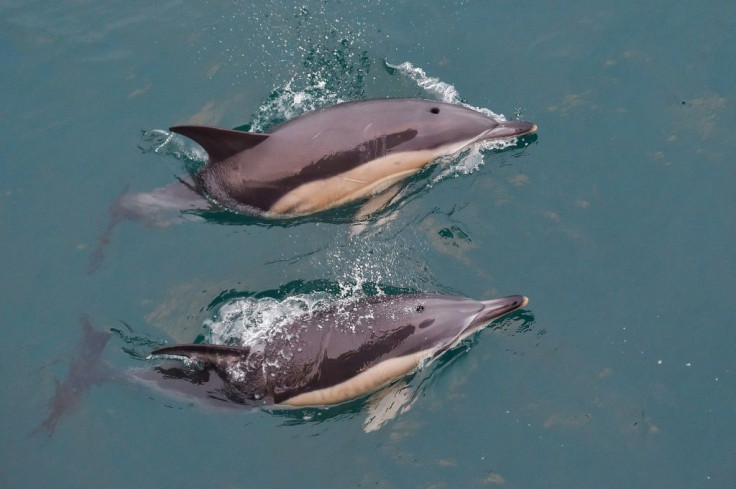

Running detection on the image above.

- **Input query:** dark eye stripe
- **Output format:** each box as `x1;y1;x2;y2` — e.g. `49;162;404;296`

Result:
418;319;435;329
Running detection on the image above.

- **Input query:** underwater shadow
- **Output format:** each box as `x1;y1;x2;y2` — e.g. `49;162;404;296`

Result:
32;315;112;437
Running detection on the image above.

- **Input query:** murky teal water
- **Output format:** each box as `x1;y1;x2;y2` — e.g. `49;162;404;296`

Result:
2;1;734;487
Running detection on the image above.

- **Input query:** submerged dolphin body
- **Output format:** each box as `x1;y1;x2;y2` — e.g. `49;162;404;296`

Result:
171;99;537;217
33;315;112;436
138;294;528;408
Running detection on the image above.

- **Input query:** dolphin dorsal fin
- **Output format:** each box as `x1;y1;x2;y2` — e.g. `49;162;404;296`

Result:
152;344;250;370
169;125;269;162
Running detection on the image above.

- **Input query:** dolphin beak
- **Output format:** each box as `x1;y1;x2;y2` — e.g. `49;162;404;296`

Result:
467;295;529;330
482;121;537;140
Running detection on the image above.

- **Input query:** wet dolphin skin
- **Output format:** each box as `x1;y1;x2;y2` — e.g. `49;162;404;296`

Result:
143;294;528;408
172;99;536;217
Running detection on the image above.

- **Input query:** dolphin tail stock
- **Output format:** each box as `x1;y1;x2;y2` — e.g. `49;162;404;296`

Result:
169;125;270;164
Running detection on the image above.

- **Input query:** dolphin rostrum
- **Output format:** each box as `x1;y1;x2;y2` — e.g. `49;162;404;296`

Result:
171;98;537;217
139;293;528;408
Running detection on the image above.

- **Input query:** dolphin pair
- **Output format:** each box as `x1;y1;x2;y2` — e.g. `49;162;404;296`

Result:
170;98;537;217
142;293;528;408
126;99;535;410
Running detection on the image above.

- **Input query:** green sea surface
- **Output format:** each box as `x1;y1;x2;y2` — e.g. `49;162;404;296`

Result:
1;1;734;488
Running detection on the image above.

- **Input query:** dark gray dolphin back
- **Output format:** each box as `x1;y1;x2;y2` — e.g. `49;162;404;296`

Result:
270;99;499;154
260;293;485;402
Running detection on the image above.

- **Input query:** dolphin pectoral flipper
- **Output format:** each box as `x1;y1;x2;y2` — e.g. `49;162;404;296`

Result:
169;126;270;162
349;183;404;238
355;182;404;220
363;380;415;433
152;344;250;368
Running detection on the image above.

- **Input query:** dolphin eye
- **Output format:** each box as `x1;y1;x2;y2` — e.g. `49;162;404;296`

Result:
430;107;440;114
416;305;424;312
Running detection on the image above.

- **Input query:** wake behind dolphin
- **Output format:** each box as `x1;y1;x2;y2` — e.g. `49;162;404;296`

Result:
136;293;528;408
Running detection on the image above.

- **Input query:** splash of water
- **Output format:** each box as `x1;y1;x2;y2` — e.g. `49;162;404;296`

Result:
205;237;436;346
385;60;507;119
205;291;379;349
246;77;346;133
204;278;391;347
205;294;331;346
385;61;463;105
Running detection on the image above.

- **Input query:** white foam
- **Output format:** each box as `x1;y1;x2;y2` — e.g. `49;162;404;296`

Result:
248;76;346;133
204;284;396;346
387;61;462;104
205;294;331;346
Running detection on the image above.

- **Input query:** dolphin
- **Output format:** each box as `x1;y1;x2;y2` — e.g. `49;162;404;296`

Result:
138;293;528;408
88;99;536;272
171;98;537;217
